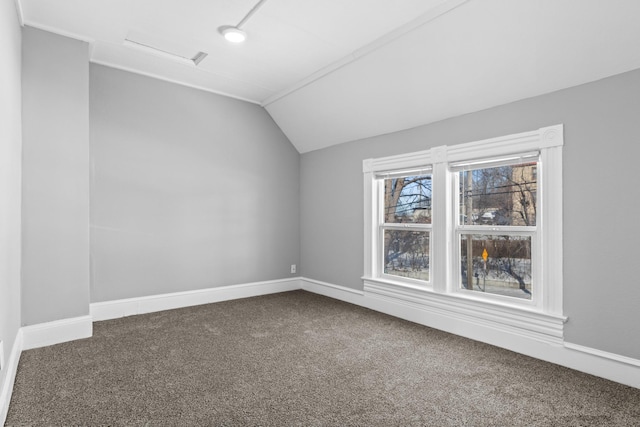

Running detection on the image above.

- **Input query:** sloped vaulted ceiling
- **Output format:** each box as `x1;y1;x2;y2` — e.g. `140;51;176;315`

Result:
18;0;640;153
265;0;640;152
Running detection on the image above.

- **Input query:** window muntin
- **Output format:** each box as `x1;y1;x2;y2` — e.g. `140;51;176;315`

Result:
379;174;432;284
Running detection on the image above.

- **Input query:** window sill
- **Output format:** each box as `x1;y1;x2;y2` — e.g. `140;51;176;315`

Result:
362;277;567;345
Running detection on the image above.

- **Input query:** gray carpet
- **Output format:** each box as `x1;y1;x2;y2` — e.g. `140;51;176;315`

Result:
6;290;640;426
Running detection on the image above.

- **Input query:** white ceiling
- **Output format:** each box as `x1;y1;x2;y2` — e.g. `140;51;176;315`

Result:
17;0;640;153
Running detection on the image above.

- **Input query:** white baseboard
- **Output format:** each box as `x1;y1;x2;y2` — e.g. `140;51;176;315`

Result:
4;275;637;427
21;315;93;351
562;342;640;388
0;330;23;426
300;277;364;305
301;277;640;390
1;278;300;422
91;278;302;321
563;342;640;368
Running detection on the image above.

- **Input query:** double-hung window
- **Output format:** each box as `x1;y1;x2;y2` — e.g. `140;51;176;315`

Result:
378;169;433;284
363;125;565;341
451;153;539;305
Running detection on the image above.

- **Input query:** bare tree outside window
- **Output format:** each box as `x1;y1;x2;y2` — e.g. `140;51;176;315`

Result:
460;235;532;299
459;162;537;299
460;163;537;227
382;175;432;281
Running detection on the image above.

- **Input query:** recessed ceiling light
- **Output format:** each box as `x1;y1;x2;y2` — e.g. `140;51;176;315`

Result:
220;26;247;43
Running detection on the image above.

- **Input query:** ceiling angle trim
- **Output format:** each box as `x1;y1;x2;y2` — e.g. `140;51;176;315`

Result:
17;20;95;43
260;0;470;107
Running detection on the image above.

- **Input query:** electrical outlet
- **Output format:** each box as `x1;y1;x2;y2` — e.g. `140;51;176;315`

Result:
290;264;296;274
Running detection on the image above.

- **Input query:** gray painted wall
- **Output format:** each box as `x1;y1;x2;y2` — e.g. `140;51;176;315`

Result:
21;27;90;325
90;65;300;302
0;0;22;371
300;68;640;360
13;22;639;364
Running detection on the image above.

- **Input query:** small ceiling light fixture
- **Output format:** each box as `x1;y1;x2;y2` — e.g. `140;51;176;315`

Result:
220;26;247;43
219;0;268;43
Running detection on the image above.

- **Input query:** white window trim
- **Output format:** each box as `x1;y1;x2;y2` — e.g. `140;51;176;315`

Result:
363;125;566;344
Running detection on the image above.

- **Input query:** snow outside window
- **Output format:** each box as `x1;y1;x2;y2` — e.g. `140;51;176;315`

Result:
363;125;564;317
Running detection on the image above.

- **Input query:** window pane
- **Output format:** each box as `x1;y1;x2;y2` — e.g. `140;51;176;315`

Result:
459;162;537;226
384;175;432;224
384;230;430;281
459;235;531;300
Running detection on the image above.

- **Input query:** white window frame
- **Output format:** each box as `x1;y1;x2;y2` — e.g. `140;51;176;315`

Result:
376;167;434;287
363;125;565;342
450;153;541;310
